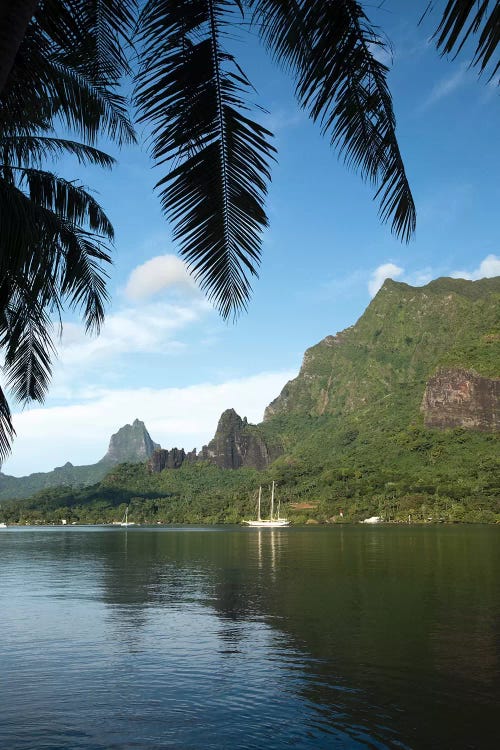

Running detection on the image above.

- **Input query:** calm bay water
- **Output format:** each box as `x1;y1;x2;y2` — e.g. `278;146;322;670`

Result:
0;525;499;749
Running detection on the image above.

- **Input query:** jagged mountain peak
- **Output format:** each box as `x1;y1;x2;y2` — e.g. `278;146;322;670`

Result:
0;420;161;500
100;420;160;465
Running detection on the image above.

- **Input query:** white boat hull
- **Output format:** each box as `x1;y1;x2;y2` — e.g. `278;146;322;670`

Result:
243;519;290;527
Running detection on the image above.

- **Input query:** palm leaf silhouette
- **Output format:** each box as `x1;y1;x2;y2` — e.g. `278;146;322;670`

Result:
135;0;276;319
252;0;416;241
421;0;499;81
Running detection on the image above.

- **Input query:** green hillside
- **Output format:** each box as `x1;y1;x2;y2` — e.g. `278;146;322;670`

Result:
265;276;499;424
0;461;110;501
0;419;159;501
1;277;498;525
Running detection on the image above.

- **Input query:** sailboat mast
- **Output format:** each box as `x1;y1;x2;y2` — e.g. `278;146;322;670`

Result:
270;481;275;521
257;487;262;521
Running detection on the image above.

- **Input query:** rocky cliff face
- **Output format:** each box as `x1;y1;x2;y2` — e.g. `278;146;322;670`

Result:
147;409;282;473
198;408;281;470
421;368;500;431
100;419;160;465
148;447;197;473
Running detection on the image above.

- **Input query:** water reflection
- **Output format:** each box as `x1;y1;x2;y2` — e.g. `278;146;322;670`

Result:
1;525;499;749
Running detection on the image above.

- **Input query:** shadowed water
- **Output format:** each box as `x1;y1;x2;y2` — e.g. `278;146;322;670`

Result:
0;525;499;749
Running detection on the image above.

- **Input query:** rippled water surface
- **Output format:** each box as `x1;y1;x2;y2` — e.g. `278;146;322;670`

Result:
1;525;499;749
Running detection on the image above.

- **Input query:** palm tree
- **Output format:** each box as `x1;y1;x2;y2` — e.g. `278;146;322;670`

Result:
0;0;136;459
0;0;497;459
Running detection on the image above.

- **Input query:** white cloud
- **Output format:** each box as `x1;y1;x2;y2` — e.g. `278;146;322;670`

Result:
368;41;393;67
404;268;434;287
52;299;212;393
366;256;499;300
3;370;296;476
125;254;197;301
421;63;468;109
368;263;404;297
451;254;500;281
261;108;306;135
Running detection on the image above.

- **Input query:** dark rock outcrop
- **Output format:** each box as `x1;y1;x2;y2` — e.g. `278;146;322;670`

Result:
421;368;500;431
148;447;196;473
147;410;281;473
199;408;282;470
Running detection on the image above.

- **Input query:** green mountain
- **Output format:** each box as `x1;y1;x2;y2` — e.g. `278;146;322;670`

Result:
1;277;498;524
265;276;499;422
0;419;159;501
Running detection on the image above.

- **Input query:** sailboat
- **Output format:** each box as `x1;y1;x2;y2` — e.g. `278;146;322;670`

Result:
243;481;290;527
119;507;135;527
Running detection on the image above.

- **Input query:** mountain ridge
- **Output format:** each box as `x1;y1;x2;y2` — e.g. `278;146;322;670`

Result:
0;419;158;500
264;275;499;423
1;276;498;511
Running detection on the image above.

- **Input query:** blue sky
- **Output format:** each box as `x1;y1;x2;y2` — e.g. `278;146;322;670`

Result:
3;3;499;475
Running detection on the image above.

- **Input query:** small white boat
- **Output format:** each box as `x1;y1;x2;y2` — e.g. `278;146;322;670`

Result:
119;507;135;527
0;522;7;528
244;482;290;527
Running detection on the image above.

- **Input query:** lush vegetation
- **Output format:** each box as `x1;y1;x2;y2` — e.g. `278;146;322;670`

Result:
1;412;497;526
1;277;498;526
0;460;110;501
266;277;500;423
0;418;158;501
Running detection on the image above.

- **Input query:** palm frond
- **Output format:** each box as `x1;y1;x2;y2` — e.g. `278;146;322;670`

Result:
0;386;15;463
58;226;110;334
0;174;111;334
251;0;416;242
1;19;136;145
38;0;137;81
0;0;135;458
0;135;115;169
134;0;275;318
41;58;136;145
17;167;114;238
2;285;55;403
421;1;499;81
0;208;108;414
0;177;43;270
